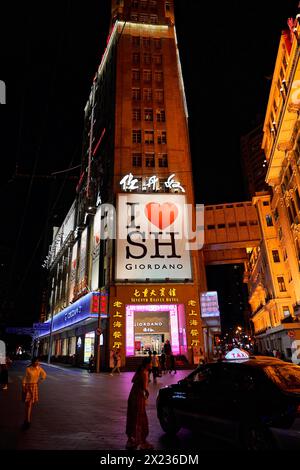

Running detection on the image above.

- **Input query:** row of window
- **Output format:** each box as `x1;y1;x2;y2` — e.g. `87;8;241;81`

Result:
132;152;168;167
132;69;163;82
130;13;159;23
133;108;165;122
131;0;172;12
132;88;164;102
132;129;167;144
205;203;253;210
132;36;162;49
206;221;258;230
132;53;162;65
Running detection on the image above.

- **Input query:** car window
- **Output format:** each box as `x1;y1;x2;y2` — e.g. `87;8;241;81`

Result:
263;364;300;392
189;365;219;384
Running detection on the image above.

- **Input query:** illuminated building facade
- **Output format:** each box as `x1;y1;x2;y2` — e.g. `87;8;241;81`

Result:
39;0;206;368
247;15;300;359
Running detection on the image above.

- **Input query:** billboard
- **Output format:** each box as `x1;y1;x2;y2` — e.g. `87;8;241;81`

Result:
200;291;220;317
91;207;101;291
116;194;192;281
78;227;88;294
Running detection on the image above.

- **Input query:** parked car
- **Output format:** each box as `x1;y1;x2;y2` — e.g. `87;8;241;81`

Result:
156;356;300;449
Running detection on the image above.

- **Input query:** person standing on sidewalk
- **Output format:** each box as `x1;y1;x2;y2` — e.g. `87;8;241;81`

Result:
125;357;153;450
21;357;47;429
110;349;121;375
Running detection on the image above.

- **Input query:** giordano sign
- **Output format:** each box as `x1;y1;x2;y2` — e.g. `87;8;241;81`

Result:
116;193;192;282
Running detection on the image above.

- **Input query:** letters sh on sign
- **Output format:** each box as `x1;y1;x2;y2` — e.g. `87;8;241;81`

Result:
116;194;192;281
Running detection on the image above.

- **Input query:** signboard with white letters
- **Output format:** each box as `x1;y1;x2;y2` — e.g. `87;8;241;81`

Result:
116;193;192;281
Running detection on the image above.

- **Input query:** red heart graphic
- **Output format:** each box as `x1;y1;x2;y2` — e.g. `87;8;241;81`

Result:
145;202;179;229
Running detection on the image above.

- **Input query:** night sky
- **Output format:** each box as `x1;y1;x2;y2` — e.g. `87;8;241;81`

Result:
0;0;298;332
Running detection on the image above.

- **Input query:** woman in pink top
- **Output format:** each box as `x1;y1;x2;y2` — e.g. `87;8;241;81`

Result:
22;357;47;429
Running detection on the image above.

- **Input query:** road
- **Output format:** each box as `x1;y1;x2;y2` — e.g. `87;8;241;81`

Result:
0;360;233;452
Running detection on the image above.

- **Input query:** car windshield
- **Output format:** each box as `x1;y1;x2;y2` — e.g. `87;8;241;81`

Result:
263;364;300;392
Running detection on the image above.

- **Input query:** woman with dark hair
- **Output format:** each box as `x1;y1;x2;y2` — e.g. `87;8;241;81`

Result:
125;357;153;450
21;357;46;429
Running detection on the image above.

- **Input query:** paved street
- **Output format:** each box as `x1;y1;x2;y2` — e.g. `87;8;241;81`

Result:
0;360;230;451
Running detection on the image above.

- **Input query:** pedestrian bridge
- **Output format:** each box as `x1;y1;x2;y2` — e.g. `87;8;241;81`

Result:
203;201;261;265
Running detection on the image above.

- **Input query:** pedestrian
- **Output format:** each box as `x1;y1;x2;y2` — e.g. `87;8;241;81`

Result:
147;350;153;382
88;354;95;373
125;357;154;450
159;351;166;374
21;357;47;430
169;354;177;374
110;349;121;375
0;355;12;390
151;351;159;383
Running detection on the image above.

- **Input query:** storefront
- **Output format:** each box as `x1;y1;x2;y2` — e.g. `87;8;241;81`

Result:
38;292;107;367
109;284;202;365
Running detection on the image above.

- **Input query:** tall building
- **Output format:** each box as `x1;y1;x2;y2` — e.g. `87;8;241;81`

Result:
246;14;300;359
240;124;269;198
38;0;206;368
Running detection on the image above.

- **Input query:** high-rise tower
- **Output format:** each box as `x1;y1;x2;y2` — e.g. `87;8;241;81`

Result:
41;0;206;368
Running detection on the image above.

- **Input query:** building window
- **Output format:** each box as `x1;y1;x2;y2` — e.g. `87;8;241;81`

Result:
266;214;273;227
132;88;141;100
277;276;287;292
140;0;147;8
207;225;215;230
132;108;141;121
272;250;280;263
239;221;247;227
154;71;163;82
144;108;153;121
145;153;155;167
263;201;270;206
143;53;151;65
132;53;140;65
165;1;171;11
139;14;149;23
150;15;158;23
274;208;279;221
158;153;168;167
228;223;237;228
155;89;164;102
131;13;139;21
296;189;300;211
157;130;167;144
156;109;165;122
132;153;142;167
132;36;140;47
142;37;151;48
153;55;162;65
218;224;226;229
132;69;140;81
143;88;152;102
249;220;258;226
154;37;161;49
144;130;154;144
143;69;152;82
132;130;142;144
283;306;290;317
131;0;139;8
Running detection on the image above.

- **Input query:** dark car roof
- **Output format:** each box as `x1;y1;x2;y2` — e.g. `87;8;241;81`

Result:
220;356;288;368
